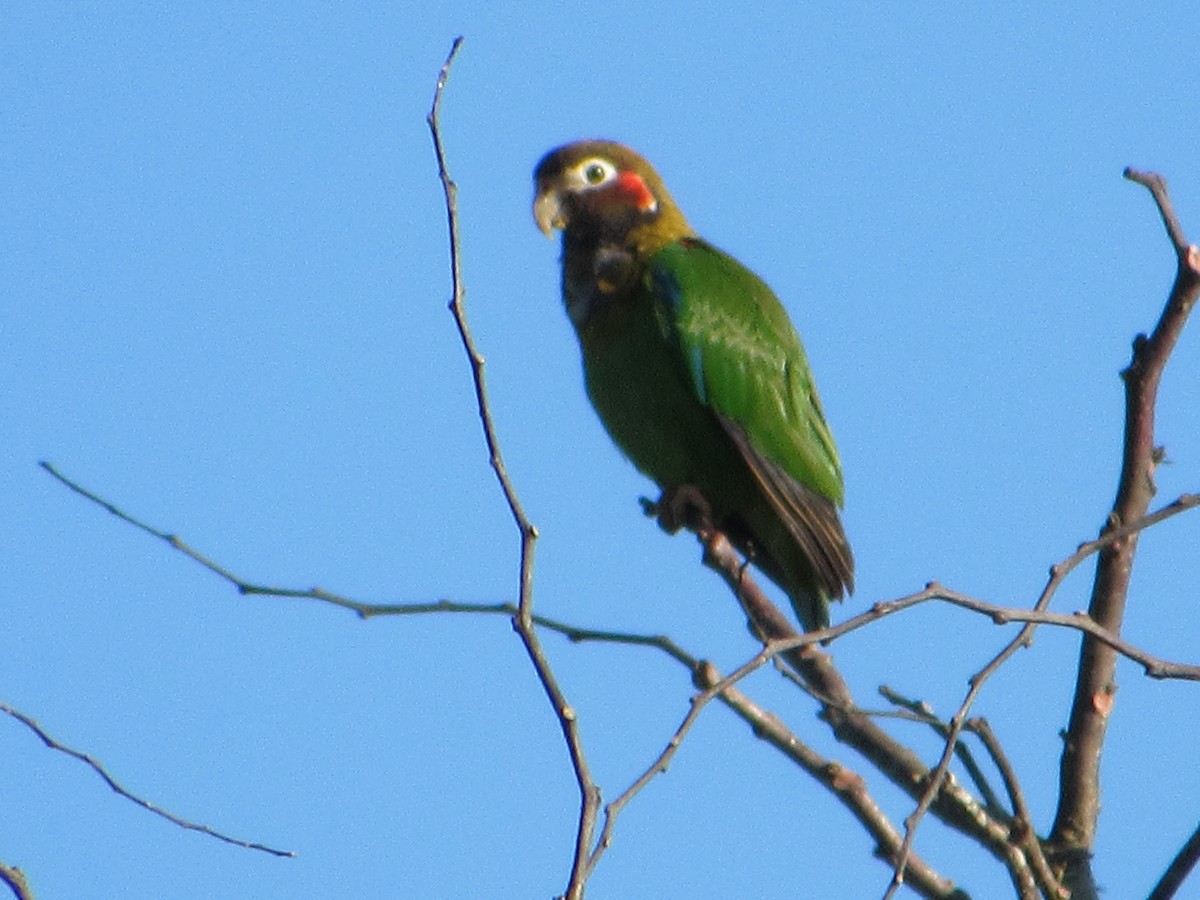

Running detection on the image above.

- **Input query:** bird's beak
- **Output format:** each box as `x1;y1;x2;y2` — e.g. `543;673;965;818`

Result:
533;188;566;238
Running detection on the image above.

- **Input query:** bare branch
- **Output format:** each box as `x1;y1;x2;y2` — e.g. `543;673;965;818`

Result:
590;658;967;898
693;527;1031;888
583;659;745;880
1;701;292;857
692;491;1198;894
715;671;968;899
1049;171;1200;883
43;452;1200;680
1148;820;1200;900
705;480;1200;900
859;579;1200;683
969;719;1062;899
873;491;1189;896
427;38;535;555
873;689;1063;896
1125;168;1199;261
811;494;1200;681
726;691;967;899
424;39;599;900
878;687;1005;815
45;448;1200;895
0;862;34;900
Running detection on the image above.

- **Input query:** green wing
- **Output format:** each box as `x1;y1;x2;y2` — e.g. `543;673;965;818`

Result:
647;237;853;598
648;238;843;502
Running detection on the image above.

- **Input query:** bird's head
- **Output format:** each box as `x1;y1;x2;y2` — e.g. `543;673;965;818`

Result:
532;140;691;248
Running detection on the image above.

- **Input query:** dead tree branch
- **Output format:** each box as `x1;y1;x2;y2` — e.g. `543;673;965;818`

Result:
0;701;292;857
878;688;1005;819
424;38;599;900
42;455;1200;895
693;666;968;899
1148;820;1200;900
39;457;1199;683
1048;170;1200;890
696;528;1042;896
40;446;1200;896
0;862;34;900
969;719;1062;899
41;462;1200;896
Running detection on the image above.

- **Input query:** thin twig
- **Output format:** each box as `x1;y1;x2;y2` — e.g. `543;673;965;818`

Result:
1148;820;1200;900
878;687;1005;814
969;718;1063;898
1;701;293;857
592;658;967;898
811;494;1200;681
876;688;1062;897
584;654;770;877
424;38;598;900
42;456;1199;683
710;677;969;899
864;579;1200;682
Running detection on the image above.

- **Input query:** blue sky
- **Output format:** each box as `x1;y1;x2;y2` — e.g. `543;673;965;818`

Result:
5;4;1199;898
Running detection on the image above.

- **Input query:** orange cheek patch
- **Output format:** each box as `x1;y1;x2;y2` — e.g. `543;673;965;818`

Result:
615;171;657;211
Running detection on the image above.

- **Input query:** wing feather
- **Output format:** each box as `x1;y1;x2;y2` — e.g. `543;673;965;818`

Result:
649;238;853;598
717;413;854;598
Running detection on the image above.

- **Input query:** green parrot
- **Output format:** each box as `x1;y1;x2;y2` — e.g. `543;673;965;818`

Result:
532;140;853;631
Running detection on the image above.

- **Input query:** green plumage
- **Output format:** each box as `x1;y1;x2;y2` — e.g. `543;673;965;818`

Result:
534;141;853;630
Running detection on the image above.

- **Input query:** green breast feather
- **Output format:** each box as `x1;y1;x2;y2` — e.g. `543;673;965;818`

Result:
647;238;844;507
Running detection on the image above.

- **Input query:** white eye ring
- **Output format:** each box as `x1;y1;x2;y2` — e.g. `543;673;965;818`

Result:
574;158;617;189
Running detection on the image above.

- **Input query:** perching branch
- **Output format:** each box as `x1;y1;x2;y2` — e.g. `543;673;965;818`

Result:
39;448;1200;897
668;664;967;899
40;460;1199;684
1048;170;1200;888
708;676;967;899
41;468;1200;897
42;453;1200;894
686;479;1198;894
694;526;1041;896
0;701;292;858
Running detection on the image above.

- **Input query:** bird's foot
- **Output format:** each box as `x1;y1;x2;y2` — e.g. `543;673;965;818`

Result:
642;485;713;535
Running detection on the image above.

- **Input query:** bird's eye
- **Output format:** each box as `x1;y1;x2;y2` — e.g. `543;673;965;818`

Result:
580;159;614;186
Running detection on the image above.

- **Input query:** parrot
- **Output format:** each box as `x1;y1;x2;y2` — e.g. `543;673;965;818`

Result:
532;140;853;631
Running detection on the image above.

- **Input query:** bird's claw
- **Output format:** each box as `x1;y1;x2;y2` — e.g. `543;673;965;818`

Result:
644;485;713;535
